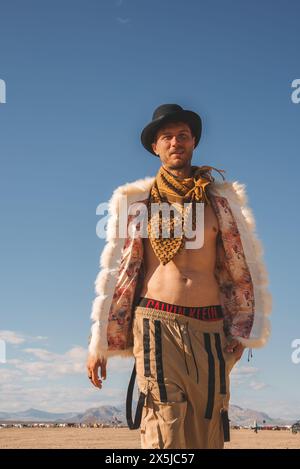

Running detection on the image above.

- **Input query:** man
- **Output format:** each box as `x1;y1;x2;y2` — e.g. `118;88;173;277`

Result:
87;104;271;449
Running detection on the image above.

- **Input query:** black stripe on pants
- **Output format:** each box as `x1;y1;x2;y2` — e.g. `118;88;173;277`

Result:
143;318;151;377
204;333;215;419
214;333;227;395
154;320;168;403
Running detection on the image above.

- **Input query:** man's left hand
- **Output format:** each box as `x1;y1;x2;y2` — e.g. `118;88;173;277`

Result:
224;337;245;361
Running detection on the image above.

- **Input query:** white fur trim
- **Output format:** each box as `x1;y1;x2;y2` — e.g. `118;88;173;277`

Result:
210;181;272;348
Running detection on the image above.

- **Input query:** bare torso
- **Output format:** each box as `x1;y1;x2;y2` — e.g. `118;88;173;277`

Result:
140;203;221;307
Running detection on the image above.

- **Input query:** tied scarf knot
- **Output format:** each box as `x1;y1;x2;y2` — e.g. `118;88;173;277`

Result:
187;178;211;204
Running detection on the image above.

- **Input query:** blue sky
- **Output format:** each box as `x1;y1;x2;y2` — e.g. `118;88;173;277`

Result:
0;0;300;420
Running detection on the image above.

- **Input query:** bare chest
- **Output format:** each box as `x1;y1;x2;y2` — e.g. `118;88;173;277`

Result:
202;202;219;240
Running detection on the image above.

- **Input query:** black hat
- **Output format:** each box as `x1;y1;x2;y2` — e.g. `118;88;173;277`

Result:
141;103;202;156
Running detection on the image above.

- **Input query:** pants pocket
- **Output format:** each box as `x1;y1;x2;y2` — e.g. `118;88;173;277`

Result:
141;388;187;449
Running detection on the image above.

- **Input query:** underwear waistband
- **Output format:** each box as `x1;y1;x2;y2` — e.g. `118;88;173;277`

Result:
138;297;224;321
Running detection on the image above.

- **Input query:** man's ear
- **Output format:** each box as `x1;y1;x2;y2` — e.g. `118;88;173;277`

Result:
151;142;157;155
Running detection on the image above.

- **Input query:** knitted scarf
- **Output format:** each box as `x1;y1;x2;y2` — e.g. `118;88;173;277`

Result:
147;165;225;265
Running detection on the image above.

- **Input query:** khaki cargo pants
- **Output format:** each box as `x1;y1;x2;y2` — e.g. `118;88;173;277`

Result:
132;306;238;449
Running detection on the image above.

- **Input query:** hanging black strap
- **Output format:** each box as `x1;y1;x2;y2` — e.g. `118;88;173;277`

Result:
126;363;146;430
221;408;231;442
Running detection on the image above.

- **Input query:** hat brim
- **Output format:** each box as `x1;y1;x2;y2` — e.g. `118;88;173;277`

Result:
141;110;202;156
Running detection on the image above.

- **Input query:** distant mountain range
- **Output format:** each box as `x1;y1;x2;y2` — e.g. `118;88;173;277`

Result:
0;408;78;422
228;405;295;427
0;404;297;426
0;405;126;425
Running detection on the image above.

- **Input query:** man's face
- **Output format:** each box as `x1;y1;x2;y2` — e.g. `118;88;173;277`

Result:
151;121;195;170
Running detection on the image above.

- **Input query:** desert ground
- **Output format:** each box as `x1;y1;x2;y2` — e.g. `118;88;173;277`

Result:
0;428;299;449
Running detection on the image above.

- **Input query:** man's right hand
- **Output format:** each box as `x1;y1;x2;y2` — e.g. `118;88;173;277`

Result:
86;354;107;389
